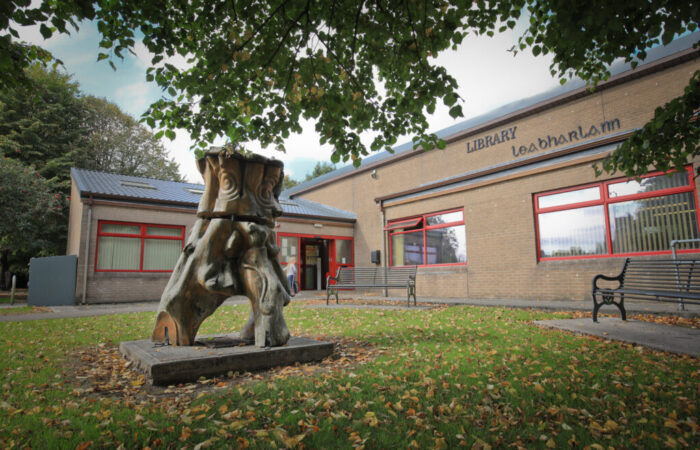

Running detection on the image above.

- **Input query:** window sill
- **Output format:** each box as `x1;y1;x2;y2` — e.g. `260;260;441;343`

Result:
92;271;172;278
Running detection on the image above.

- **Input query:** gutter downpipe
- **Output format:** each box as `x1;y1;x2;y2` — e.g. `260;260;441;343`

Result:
81;196;93;305
380;200;388;297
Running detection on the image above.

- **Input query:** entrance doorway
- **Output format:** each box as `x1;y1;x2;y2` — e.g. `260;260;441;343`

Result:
300;238;329;290
277;233;354;292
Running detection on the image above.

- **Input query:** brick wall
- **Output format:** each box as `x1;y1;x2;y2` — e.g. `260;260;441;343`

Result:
76;201;197;303
296;58;700;301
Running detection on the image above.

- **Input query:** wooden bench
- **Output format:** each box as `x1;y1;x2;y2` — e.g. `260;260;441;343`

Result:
326;266;417;306
591;258;700;322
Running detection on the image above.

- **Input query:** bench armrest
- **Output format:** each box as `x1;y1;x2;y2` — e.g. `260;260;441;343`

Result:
592;273;623;291
326;275;338;286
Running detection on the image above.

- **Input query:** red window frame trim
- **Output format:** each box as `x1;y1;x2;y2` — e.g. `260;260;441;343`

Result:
94;220;185;273
387;207;467;267
534;166;700;261
384;217;423;231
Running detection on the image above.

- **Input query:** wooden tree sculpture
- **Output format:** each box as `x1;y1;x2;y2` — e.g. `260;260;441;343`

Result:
152;148;291;347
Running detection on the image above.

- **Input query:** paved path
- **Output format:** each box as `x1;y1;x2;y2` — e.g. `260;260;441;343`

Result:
534;317;700;357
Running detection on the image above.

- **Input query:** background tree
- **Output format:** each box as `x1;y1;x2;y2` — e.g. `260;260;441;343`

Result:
0;156;65;288
0;64;184;286
0;1;696;175
0;64;85;191
282;174;299;191
304;161;336;181
80;96;184;181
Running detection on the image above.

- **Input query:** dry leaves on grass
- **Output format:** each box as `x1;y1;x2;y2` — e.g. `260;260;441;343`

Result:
66;336;380;402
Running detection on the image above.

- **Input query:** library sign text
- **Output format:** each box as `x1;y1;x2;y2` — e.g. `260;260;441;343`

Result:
465;118;621;157
511;118;620;157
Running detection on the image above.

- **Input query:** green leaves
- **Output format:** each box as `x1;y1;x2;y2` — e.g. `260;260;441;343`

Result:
595;70;700;178
0;0;697;173
39;24;52;39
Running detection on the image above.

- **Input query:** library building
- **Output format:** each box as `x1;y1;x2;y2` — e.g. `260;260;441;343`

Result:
67;34;700;303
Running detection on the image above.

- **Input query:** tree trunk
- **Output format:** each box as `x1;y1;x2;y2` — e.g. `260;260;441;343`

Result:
0;249;8;290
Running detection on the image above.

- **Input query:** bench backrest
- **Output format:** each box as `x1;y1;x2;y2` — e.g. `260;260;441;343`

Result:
335;266;416;286
622;258;700;294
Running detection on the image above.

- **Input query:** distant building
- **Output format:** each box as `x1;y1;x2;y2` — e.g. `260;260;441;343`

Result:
67;33;700;303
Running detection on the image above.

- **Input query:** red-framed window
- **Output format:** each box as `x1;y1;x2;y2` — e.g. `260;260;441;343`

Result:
95;221;185;272
387;208;467;267
534;166;700;260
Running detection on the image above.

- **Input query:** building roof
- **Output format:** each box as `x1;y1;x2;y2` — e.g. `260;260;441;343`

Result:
283;32;700;198
71;167;356;222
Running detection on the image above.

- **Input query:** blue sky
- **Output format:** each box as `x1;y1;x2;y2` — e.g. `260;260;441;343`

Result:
19;18;560;183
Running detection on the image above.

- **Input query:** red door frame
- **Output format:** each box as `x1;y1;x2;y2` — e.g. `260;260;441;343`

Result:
277;232;354;290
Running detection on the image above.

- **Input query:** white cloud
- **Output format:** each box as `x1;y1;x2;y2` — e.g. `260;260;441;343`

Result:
114;82;153;116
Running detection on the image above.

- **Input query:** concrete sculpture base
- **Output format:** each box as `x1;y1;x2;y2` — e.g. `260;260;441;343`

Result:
120;334;333;385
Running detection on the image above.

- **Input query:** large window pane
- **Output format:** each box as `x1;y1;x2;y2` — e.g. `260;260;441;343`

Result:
279;236;298;264
426;211;463;226
102;223;141;235
391;231;424;265
609;192;700;254
538;206;607;257
143;239;182;270
538;187;600;209
426;225;466;264
97;237;141;270
335;240;352;264
608;171;689;198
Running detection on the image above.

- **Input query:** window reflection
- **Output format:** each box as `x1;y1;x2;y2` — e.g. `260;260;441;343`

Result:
538;187;600;209
391;231;424;266
538;206;607;257
426;226;466;264
610;192;700;253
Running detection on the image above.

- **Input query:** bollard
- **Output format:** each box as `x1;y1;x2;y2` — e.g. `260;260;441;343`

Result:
10;275;16;305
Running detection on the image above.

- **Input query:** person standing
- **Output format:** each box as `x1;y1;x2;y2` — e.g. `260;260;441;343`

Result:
285;257;298;296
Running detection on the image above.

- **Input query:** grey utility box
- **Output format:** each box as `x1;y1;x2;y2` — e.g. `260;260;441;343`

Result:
28;255;77;306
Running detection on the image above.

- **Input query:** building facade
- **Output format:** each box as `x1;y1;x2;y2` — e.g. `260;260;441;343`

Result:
67;34;700;303
284;34;700;300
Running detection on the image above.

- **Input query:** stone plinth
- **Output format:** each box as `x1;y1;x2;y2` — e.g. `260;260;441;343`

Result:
120;334;333;385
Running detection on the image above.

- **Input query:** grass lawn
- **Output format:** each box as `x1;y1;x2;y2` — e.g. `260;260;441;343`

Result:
0;304;697;449
0;306;39;316
0;297;26;304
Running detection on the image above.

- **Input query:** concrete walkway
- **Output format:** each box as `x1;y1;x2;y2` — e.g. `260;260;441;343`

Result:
2;291;698;357
534;317;700;357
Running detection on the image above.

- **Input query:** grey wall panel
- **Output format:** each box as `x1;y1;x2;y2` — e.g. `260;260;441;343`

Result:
28;255;77;306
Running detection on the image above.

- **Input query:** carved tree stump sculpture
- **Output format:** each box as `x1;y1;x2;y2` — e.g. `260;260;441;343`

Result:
151;149;291;347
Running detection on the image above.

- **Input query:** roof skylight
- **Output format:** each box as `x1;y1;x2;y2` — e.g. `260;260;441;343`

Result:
120;180;157;190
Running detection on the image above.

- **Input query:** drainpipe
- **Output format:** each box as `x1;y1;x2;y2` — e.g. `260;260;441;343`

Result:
81;197;93;305
380;201;388;297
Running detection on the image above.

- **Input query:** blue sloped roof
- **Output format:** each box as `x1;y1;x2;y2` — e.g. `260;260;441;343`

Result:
279;195;356;221
283;31;700;197
71;167;204;205
71;167;355;221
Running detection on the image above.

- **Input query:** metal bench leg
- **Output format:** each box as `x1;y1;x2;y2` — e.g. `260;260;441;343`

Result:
592;296;601;323
617;297;626;321
331;287;338;304
593;293;626;322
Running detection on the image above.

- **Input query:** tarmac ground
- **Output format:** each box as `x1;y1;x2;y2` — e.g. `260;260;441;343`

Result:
1;290;698;357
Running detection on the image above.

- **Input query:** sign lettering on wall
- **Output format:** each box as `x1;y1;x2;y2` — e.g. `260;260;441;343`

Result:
465;118;621;157
511;118;621;157
466;126;517;153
